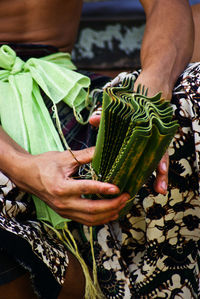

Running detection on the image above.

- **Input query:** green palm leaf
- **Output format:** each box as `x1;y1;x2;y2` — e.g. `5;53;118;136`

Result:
92;76;179;218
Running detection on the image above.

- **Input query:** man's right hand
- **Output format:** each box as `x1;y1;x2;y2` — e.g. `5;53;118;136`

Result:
9;147;129;226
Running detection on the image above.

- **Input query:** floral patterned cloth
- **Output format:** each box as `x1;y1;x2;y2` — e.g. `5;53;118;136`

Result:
0;63;200;298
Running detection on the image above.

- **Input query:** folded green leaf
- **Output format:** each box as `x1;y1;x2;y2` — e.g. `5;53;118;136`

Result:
92;76;179;217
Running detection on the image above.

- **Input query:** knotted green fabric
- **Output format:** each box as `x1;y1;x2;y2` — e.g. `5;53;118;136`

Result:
0;45;92;229
92;76;179;217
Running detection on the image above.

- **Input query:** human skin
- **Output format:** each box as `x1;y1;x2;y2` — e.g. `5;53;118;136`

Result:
191;4;200;62
0;0;195;297
0;0;83;52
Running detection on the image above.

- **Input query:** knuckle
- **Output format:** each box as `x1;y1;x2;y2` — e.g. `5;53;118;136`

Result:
87;202;96;215
80;182;90;194
51;184;64;196
52;198;64;211
80;187;88;194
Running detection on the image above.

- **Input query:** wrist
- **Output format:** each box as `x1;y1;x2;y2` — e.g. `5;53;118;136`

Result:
0;127;30;177
135;69;173;101
0;142;31;182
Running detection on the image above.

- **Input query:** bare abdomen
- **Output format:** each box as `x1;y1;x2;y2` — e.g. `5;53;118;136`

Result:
0;0;83;52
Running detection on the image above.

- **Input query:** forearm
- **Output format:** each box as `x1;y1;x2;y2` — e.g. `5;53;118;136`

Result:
139;0;194;98
0;126;29;180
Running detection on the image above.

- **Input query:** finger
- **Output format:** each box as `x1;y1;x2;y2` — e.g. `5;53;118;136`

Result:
154;152;169;194
63;210;119;226
156;151;169;175
89;114;101;128
70;147;95;165
63;179;121;195
63;209;120;226
64;193;129;216
154;173;168;194
58;195;129;225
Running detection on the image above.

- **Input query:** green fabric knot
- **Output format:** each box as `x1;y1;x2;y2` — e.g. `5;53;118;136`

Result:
0;45;93;122
11;57;25;75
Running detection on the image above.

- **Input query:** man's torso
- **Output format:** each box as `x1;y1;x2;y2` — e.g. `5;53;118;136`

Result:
0;0;83;52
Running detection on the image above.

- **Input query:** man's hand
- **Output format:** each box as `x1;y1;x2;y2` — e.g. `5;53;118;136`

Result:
10;147;129;226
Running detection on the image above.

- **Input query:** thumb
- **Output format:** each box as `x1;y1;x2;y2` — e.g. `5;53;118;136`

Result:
89;106;102;128
71;147;95;165
89;114;101;128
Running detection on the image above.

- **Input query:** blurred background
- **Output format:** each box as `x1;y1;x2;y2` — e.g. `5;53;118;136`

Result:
72;0;199;77
72;0;145;76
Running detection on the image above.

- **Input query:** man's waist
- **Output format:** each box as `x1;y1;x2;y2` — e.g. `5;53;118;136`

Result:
0;43;59;61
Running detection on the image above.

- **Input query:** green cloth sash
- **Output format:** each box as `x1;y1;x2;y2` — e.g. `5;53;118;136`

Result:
0;45;92;229
92;76;179;218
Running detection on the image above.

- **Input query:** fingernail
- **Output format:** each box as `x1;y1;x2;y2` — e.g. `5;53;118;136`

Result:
161;180;167;191
162;162;167;172
108;187;118;193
